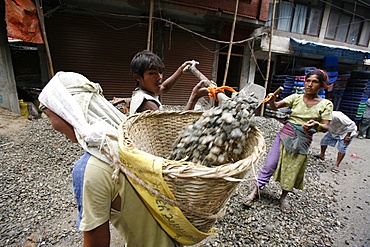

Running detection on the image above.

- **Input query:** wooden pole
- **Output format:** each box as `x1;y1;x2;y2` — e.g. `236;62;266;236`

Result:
147;0;154;51
35;0;54;77
260;0;276;116
222;0;239;86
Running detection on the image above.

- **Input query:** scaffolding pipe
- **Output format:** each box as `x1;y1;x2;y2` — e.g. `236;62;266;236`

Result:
260;0;276;116
222;0;239;86
35;0;54;77
147;0;154;51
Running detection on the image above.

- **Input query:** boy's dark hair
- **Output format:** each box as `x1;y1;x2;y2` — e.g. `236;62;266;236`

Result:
130;50;165;85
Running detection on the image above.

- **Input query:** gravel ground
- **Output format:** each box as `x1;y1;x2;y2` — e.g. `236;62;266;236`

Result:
0;107;368;246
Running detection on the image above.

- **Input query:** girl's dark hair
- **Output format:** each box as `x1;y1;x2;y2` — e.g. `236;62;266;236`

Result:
306;69;330;89
130;50;165;85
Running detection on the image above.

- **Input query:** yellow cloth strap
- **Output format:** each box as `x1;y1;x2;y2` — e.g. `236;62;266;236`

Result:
118;141;211;245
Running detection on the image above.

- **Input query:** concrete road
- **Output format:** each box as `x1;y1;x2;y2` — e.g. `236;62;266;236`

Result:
310;132;370;246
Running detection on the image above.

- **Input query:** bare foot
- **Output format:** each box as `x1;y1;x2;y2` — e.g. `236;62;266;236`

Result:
280;198;291;213
243;186;258;206
313;154;324;160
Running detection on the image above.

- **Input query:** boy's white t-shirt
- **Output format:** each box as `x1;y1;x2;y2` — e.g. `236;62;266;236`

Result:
130;88;163;115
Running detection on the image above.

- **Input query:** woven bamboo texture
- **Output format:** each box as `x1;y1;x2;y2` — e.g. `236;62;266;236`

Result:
120;110;265;232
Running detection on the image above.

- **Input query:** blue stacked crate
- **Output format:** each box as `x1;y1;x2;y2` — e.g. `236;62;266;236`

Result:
322;56;338;86
338;71;370;121
265;75;291;119
332;74;350;111
268;75;286;100
287;67;317;77
292;76;305;95
322;56;338;103
281;75;295;98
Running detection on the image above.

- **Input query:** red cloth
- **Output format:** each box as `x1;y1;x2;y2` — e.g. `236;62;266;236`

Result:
5;0;43;44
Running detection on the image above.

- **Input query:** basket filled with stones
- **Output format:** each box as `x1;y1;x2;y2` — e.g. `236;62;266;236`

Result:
118;91;265;233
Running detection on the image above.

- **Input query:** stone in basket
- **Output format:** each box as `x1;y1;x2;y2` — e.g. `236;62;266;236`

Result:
118;110;265;245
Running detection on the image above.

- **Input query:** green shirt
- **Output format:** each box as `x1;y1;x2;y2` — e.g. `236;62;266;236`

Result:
283;94;333;126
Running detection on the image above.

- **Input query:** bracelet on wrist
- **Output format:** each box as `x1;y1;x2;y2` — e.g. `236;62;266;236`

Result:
315;123;322;132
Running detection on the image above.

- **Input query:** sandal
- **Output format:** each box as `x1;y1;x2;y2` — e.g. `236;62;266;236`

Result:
331;166;340;173
313;154;324;160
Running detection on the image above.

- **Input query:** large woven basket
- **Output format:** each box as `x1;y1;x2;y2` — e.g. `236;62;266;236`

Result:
119;110;265;233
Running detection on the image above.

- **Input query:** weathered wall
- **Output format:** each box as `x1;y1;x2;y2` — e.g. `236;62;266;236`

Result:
0;4;19;114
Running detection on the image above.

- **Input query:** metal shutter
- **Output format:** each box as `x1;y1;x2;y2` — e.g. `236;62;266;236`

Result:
161;27;215;105
45;12;147;100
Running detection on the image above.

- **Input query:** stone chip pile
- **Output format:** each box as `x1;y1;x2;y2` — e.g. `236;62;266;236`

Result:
169;92;261;166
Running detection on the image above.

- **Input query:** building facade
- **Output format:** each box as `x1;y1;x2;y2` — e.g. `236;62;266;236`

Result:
1;0;369;116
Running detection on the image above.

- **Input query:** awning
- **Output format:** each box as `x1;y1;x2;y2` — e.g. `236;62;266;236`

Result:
290;37;370;63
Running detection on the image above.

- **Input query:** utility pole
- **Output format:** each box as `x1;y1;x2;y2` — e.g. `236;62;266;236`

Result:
261;0;276;116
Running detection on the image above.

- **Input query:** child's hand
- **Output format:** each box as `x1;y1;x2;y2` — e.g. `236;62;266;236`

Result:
191;80;211;99
181;60;198;72
184;79;212;110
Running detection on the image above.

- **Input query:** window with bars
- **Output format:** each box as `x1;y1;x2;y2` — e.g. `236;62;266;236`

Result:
265;0;323;36
325;1;369;46
266;0;370;47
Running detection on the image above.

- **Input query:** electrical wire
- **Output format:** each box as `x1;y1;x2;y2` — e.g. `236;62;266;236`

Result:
51;3;255;46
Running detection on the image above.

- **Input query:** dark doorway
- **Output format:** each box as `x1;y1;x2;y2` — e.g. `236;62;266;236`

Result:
217;45;244;92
